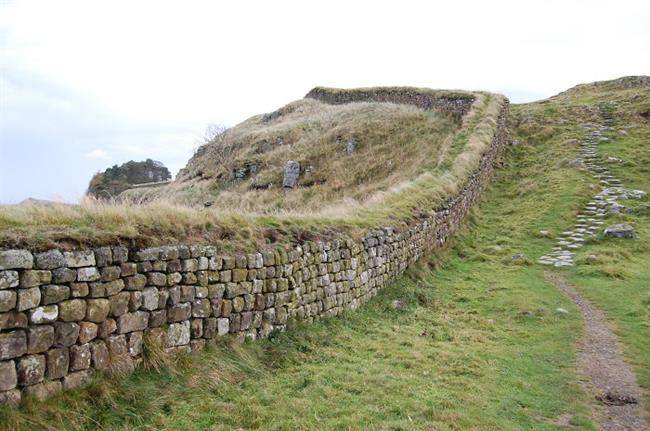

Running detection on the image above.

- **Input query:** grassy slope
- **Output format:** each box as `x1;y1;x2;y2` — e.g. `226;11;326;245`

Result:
0;91;504;251
1;93;603;430
1;81;646;430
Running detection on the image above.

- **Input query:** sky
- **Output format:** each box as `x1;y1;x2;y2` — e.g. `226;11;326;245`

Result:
1;0;649;204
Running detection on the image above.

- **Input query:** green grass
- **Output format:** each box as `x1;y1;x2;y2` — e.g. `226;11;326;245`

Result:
1;78;648;430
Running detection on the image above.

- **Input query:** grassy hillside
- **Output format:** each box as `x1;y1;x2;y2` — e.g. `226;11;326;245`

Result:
1;78;647;429
0;88;505;251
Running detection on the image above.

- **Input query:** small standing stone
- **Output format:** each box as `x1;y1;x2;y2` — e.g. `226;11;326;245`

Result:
283;160;300;189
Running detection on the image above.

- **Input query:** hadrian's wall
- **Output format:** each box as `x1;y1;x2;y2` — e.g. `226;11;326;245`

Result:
0;90;509;405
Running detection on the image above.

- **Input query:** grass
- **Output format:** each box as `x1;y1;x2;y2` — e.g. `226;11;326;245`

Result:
2;82;628;431
0;89;506;251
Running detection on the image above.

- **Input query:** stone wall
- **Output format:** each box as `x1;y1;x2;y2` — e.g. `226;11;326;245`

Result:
0;91;508;406
305;87;476;118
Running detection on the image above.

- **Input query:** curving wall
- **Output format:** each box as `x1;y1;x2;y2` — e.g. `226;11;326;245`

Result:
0;90;508;405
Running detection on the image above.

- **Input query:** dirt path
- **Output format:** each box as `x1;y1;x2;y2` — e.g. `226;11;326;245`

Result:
546;272;647;430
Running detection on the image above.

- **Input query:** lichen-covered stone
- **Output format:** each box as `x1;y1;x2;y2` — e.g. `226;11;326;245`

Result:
0;271;19;289
0;360;17;391
126;331;143;356
26;325;54;354
41;284;70;305
78;322;98;344
0;389;21;406
116;311;149;334
217;318;229;336
59;299;87;322
45;347;69;379
54;322;80;347
94;247;113;267
63;251;95;268
77;267;100;282
17;354;45;386
167;321;190;347
97;318;117;339
20;270;52;288
603;223;636;238
90;340;109;369
0;291;17;313
141;287;159;311
0;250;33;270
52;267;76;284
109;292;130;317
35;250;66;270
69;344;91;371
17;287;41;312
86;299;110;323
70;282;89;298
0;331;26;360
63;370;91;390
28;305;58;324
167;303;191;322
124;274;146;290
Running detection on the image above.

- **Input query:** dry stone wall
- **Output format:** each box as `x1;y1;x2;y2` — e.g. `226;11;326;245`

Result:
0;91;508;405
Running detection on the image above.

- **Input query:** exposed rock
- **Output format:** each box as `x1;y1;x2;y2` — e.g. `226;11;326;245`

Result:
34;250;66;270
63;251;96;268
0;270;19;289
282;160;300;189
0;250;33;270
604;224;636;239
391;299;406;311
0;331;27;360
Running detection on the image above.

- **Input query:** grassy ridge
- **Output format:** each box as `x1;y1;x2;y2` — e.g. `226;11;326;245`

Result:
0;90;506;251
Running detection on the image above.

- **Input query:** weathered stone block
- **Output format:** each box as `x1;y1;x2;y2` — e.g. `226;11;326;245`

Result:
45;347;69;379
70;282;89;298
0;250;33;270
0;388;21;406
0;270;19;289
0;360;17;391
120;262;137;277
59;299;87;322
20;271;51;288
149;309;167;327
97;318;116;338
180;285;195;302
126;331;143;356
17;287;41;312
101;266;121;282
111;246;128;264
0;290;17;313
128;291;142;311
203;317;217;339
167;321;190;347
77;267;100;282
54;322;79;347
90;340;110;370
63;370;91;390
64;250;95;268
78;321;98;344
86;299;110;323
141;287;159;310
109;292;130;316
116;311;149;334
125;274;146;290
217;318;229;336
146;272;167;287
69;344;91;371
41;284;70;305
52;267;76;284
191;299;211;318
167;303;191;323
0;312;27;331
27;325;54;354
94;247;112;267
35;250;65;270
28;305;58;324
17;354;45;386
23;379;61;401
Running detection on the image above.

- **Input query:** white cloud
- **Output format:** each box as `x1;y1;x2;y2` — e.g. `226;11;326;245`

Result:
83;149;109;160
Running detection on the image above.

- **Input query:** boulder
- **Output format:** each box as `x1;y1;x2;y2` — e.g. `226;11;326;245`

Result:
604;224;636;239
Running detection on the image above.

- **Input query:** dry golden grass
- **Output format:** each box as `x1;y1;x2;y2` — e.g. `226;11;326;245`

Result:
0;89;507;250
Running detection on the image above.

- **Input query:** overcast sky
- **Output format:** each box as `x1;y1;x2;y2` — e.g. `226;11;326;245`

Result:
1;0;649;203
